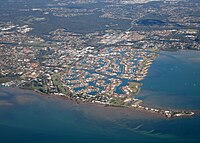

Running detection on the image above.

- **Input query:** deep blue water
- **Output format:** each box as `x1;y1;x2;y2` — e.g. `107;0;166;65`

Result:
140;50;200;110
137;19;166;26
0;50;200;143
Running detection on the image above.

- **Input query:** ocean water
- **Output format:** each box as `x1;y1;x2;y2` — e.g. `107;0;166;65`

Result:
140;50;200;110
0;50;200;143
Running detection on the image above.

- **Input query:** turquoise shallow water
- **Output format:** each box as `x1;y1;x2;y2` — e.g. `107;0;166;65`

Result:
0;50;200;143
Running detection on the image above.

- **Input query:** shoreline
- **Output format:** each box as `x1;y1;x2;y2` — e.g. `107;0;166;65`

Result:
0;87;166;121
33;88;196;118
1;86;196;120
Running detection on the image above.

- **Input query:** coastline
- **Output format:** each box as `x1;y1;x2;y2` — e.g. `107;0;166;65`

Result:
0;87;164;120
0;86;196;120
1;82;200;143
31;87;196;118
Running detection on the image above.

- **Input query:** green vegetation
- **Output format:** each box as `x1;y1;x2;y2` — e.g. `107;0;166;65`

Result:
24;81;48;93
0;75;20;83
110;97;125;106
128;82;142;95
21;41;58;48
52;73;69;95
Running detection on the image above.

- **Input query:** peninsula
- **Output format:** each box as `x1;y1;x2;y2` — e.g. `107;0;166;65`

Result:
1;0;199;118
